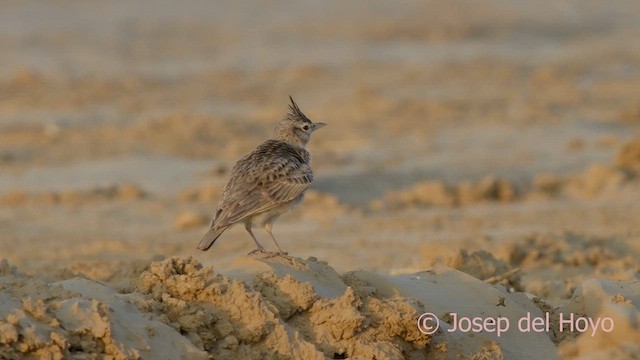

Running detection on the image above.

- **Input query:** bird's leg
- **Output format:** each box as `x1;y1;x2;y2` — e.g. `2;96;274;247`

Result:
264;222;287;255
245;223;266;255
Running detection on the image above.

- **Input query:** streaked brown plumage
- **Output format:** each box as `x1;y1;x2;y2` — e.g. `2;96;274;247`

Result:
197;97;326;254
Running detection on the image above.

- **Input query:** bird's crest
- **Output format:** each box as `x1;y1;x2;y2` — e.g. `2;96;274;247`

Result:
287;96;311;123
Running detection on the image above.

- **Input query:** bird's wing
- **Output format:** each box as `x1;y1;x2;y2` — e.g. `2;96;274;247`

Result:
212;148;313;227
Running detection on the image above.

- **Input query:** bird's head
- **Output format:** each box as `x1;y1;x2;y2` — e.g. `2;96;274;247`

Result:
273;96;326;147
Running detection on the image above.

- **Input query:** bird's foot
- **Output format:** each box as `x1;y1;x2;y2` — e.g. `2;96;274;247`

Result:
268;250;290;259
251;251;289;259
247;248;267;255
247;248;289;258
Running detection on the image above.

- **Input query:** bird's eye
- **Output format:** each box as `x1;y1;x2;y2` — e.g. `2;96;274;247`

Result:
302;125;309;130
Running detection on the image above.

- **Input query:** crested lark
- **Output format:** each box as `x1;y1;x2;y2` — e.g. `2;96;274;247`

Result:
197;97;326;254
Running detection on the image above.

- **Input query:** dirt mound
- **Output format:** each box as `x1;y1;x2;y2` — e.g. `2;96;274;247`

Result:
531;138;640;200
558;279;640;359
0;183;146;207
0;259;205;360
375;175;517;210
135;256;428;359
376;139;640;211
0;255;572;359
561;164;634;198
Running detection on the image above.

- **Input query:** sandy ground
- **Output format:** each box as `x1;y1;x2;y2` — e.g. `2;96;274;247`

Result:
1;0;640;359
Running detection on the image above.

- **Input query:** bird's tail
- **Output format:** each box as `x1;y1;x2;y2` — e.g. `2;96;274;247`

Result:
197;226;227;251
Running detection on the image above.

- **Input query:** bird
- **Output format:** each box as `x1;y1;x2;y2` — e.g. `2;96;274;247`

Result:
197;97;326;254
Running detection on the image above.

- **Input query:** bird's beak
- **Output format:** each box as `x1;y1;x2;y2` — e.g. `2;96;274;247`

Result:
312;122;327;131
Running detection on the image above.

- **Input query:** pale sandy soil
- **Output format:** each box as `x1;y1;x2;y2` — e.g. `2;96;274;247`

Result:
1;1;639;359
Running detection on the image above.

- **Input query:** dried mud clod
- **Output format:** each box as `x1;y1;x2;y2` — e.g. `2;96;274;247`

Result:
506;233;637;269
615;137;640;170
446;249;522;291
503;232;640;301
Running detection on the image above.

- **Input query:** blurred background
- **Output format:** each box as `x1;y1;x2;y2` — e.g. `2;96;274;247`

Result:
1;0;639;290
